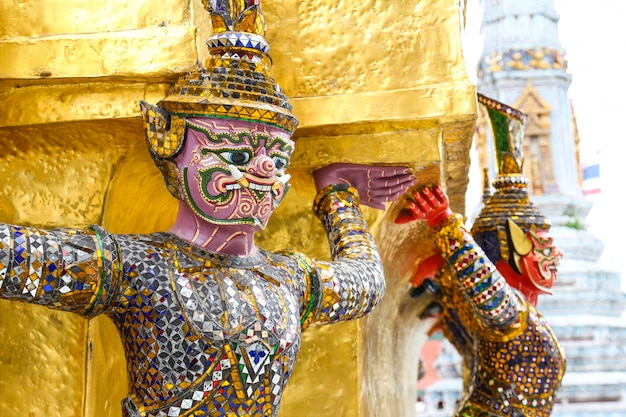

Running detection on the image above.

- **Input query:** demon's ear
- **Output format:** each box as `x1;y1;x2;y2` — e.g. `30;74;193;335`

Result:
140;100;170;128
507;218;532;273
139;100;185;200
508;219;532;255
139;101;185;159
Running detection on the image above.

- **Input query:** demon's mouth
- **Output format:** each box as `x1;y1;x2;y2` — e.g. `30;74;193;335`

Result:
223;177;275;193
225;164;291;198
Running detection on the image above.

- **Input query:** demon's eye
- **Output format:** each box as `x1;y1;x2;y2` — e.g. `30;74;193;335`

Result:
218;150;252;165
543;247;552;256
273;156;288;171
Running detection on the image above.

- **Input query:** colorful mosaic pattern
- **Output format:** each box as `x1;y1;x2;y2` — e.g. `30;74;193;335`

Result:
430;214;521;332
0;225;121;317
0;190;384;417
309;185;384;323
428;215;565;416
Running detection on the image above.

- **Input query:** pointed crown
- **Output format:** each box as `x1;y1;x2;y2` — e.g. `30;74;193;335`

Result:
471;93;550;265
157;0;297;132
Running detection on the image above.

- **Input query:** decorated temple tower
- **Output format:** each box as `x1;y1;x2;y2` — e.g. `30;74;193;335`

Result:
475;0;626;415
418;0;626;415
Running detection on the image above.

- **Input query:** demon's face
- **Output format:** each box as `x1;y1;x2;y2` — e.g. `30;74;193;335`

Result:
175;117;294;231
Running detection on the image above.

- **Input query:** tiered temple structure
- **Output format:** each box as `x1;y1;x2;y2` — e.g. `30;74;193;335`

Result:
420;0;626;415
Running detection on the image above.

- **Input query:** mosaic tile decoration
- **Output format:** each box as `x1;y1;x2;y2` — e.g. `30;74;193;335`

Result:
423;217;565;416
0;189;385;417
402;93;565;416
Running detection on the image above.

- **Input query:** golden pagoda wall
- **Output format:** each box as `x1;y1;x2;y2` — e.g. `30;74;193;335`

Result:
0;1;476;416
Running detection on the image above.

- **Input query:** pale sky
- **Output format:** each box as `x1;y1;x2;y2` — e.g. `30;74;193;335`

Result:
462;0;626;272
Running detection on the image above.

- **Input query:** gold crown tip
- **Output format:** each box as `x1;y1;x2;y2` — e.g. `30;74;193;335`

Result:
202;0;266;37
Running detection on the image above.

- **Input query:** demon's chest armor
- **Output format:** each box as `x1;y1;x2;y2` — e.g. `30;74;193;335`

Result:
114;233;304;417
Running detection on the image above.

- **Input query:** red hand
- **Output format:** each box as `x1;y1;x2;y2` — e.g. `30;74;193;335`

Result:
395;185;452;228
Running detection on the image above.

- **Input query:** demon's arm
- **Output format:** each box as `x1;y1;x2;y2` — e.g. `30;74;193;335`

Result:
0;223;121;318
396;185;524;334
284;164;415;328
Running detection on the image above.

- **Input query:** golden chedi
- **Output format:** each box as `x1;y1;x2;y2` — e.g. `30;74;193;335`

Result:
0;1;477;416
